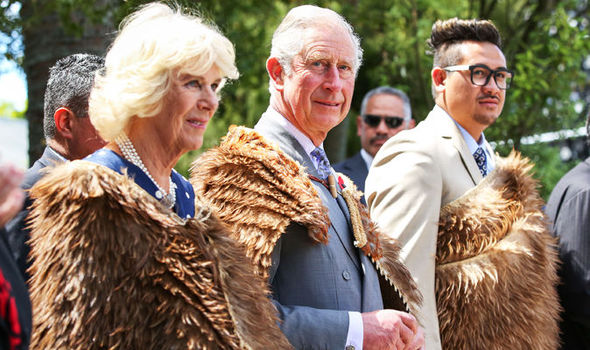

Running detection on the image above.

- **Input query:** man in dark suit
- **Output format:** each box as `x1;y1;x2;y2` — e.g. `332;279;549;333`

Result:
4;53;105;279
546;113;590;350
334;86;414;199
0;164;32;349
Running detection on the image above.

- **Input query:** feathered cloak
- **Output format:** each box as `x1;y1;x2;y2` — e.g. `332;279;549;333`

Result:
27;160;292;350
436;151;560;349
191;126;422;317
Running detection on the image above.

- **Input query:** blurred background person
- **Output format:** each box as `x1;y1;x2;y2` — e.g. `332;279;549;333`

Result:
335;86;414;202
26;3;289;349
546;111;590;350
4;53;105;280
0;163;30;350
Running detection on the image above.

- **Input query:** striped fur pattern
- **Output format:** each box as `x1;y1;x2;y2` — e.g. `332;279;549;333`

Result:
27;161;291;350
436;151;560;349
191;125;422;318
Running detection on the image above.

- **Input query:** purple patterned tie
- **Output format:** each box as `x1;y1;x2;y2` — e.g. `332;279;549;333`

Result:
473;147;488;177
310;147;332;180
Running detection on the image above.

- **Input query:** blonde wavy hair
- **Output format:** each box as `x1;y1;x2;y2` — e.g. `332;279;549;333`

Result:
90;2;239;141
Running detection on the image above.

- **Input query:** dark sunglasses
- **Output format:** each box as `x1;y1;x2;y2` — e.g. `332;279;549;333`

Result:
363;114;405;129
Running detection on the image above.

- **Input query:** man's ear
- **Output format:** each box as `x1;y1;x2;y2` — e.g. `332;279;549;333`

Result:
356;115;363;137
431;67;447;94
53;107;74;139
267;57;285;91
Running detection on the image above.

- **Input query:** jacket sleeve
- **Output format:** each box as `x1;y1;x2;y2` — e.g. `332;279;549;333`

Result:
268;226;349;349
550;187;590;326
365;135;443;350
3;195;31;280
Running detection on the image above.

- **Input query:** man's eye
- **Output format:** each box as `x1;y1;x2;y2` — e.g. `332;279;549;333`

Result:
338;65;351;71
472;69;487;77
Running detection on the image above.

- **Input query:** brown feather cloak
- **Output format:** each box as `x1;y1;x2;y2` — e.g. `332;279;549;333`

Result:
191;125;422;318
436;151;560;349
27;160;292;350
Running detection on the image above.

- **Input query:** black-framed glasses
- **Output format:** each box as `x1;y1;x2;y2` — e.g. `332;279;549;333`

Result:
443;64;514;90
363;114;405;129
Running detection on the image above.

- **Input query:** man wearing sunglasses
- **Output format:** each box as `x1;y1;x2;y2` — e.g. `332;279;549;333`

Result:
334;86;414;202
366;18;559;349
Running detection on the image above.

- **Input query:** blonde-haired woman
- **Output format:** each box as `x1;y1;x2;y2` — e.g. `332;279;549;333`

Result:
27;2;290;349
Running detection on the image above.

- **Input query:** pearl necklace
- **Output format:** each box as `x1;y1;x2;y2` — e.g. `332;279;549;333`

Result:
115;134;177;209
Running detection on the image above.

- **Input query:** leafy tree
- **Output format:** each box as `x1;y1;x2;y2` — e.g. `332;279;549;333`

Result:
19;0;118;161
1;0;588;197
0;100;25;118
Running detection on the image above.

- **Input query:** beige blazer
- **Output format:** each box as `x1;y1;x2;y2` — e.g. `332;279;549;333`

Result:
365;105;493;350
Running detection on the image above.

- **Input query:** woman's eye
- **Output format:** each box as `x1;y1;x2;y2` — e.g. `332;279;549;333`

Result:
187;80;201;88
211;83;219;91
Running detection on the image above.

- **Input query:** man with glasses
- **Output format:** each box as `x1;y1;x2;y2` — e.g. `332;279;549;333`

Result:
366;18;547;349
335;86;414;202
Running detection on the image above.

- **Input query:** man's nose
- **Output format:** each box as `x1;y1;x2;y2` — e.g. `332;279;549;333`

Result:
323;65;343;92
483;74;501;93
375;118;389;132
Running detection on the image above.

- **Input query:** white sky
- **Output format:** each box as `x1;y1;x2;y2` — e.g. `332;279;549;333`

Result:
0;59;26;111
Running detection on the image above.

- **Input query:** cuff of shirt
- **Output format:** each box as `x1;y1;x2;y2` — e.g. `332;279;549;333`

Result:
345;311;363;350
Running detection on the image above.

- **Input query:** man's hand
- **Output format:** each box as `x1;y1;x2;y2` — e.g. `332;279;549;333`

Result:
362;309;424;350
0;164;24;227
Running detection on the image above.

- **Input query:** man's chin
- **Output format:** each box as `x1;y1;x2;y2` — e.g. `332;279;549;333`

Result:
368;145;382;157
474;113;500;127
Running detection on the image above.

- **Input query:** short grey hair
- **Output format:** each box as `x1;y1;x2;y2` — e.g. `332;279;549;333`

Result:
269;5;363;77
360;86;412;120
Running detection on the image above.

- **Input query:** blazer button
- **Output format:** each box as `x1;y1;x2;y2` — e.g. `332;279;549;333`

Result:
342;270;351;280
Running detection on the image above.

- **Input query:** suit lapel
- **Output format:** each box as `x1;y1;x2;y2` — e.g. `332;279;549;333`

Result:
255;110;362;272
255;111;322;179
450;127;483;185
39;147;66;168
430;107;483;185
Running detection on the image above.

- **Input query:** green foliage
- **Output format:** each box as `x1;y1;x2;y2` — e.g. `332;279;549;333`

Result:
0;100;25;118
495;142;580;200
0;0;588;182
486;1;590;148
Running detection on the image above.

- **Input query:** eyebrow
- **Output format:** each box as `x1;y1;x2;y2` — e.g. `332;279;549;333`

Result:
472;63;510;70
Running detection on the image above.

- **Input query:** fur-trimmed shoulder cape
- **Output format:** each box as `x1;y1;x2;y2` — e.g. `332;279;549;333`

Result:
436;151;560;349
27;160;291;350
191;125;422;317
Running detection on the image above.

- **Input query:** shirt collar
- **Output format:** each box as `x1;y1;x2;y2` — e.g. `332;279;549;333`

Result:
267;106;322;157
47;146;68;162
437;105;488;154
360;148;373;169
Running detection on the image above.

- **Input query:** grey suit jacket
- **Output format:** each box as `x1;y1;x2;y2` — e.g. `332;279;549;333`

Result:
255;109;384;349
5;146;65;279
334;152;368;204
365;105;492;350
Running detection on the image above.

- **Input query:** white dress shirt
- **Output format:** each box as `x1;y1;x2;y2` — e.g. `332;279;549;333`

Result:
447;111;495;173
